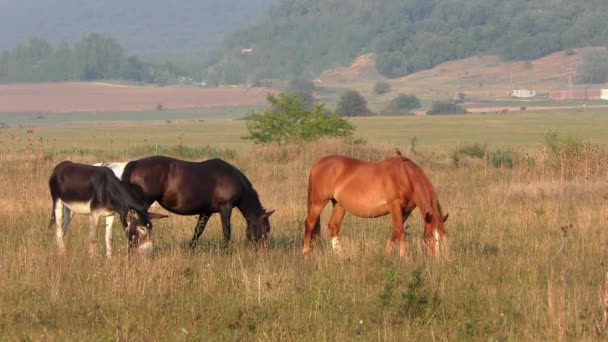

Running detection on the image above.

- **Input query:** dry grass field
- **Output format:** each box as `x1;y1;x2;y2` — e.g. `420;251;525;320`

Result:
316;48;593;100
1;113;608;340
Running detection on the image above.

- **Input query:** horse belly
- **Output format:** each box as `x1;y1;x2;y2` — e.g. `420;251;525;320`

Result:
63;200;115;217
335;195;390;218
63;200;92;215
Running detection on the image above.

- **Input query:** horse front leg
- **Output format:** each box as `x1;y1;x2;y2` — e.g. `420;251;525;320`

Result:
190;213;210;248
386;203;407;258
104;215;115;258
54;201;67;254
219;206;233;247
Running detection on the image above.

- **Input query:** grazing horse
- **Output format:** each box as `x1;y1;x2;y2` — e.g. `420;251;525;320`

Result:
49;161;162;257
302;154;448;258
121;156;274;247
92;162;164;234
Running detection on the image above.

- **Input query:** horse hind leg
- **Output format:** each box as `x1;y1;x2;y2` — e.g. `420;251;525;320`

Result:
302;198;328;257
190;214;210;248
328;201;346;255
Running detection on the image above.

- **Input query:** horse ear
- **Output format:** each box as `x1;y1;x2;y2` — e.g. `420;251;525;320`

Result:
442;213;449;222
263;209;275;219
424;212;433;224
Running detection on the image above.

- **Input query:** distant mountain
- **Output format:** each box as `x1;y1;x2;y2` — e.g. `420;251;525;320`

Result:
205;0;608;84
0;0;278;53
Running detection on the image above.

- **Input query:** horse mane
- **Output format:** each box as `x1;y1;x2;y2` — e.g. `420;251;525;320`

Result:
400;157;442;219
104;169;149;223
234;168;265;216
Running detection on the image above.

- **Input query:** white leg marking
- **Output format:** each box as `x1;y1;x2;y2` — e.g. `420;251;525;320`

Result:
104;215;115;258
331;236;342;254
55;201;66;253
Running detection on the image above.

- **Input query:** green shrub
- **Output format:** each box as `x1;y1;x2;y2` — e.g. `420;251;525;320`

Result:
488;149;515;168
243;92;355;144
382;93;421;115
336;90;371;117
427;101;467;115
373;81;391;95
456;143;487;159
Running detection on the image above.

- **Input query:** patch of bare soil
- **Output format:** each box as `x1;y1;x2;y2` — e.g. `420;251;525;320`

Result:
0;82;274;112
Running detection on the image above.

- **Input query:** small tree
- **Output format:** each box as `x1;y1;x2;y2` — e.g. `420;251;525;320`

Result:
243;92;355;144
373;81;391;95
287;78;316;106
575;49;608;84
427;100;467;115
382;93;421;115
336;90;371;117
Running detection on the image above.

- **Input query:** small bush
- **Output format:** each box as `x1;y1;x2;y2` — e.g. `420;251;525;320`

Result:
373;81;391;95
243;92;356;144
488;149;515;168
400;267;441;321
456;143;487;159
427;101;467;115
336;90;372;117
382;93;421;115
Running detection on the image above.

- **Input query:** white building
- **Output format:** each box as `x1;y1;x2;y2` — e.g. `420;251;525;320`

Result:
510;89;536;98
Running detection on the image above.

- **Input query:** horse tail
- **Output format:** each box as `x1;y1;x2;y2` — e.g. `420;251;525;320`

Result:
48;173;59;229
306;171;321;236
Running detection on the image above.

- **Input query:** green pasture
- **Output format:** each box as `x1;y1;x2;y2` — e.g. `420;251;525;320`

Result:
3;109;608;155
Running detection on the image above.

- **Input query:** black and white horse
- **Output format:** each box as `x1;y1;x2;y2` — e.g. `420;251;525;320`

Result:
92;162;163;236
49;161;164;257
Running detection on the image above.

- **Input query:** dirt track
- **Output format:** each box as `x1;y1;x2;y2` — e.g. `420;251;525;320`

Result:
0;82;274;112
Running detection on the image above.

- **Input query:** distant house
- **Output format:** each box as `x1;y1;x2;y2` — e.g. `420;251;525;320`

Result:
601;89;608;101
510;89;536;98
549;84;607;100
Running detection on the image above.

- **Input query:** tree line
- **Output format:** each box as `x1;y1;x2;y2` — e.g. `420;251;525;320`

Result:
205;0;608;84
0;34;185;84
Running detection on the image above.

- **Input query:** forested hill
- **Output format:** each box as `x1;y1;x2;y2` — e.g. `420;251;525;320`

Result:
0;0;278;53
205;0;608;84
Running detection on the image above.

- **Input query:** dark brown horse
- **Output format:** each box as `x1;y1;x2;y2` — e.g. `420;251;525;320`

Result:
303;154;448;258
121;156;274;246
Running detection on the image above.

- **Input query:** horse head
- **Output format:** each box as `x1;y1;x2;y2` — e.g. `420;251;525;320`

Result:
246;209;275;244
121;209;156;254
423;209;449;257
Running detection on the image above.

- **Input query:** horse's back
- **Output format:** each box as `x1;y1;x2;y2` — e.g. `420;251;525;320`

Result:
125;156;249;215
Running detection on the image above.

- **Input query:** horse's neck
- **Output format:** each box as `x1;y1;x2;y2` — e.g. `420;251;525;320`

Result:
409;169;438;216
237;188;263;221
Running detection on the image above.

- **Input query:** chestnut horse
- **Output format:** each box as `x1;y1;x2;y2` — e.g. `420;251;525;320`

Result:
303;154;448;258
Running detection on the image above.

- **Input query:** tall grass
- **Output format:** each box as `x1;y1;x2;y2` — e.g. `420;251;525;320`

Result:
0;132;607;340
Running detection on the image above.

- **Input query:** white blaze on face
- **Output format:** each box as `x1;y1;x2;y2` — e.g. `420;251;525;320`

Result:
434;230;441;256
136;226;153;254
